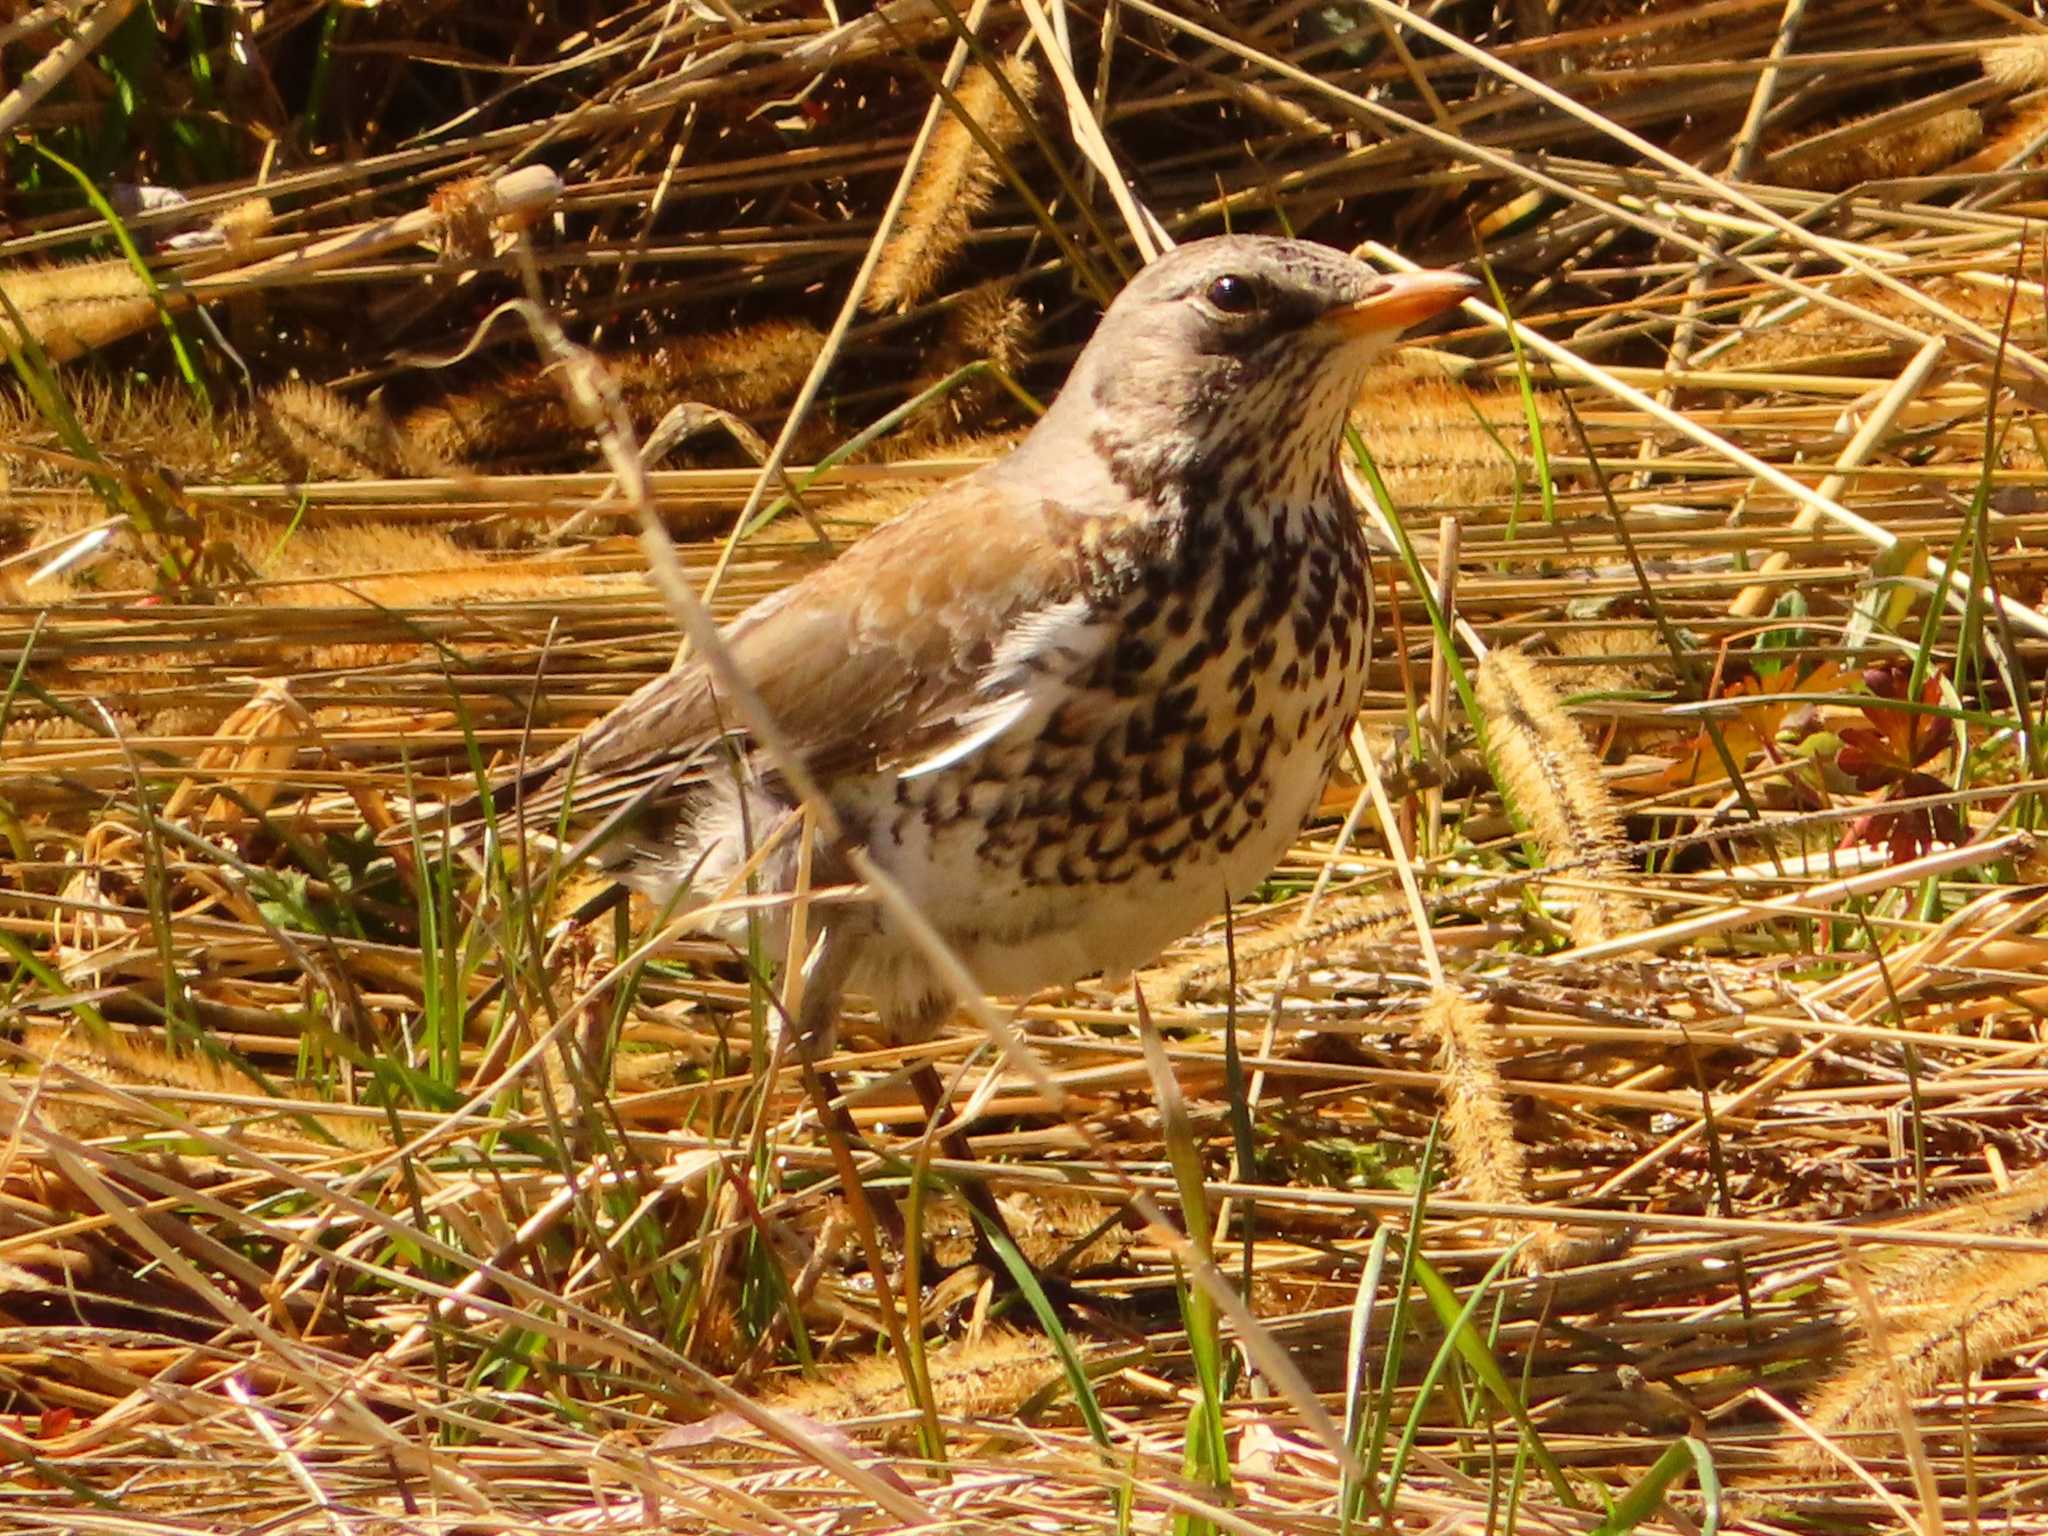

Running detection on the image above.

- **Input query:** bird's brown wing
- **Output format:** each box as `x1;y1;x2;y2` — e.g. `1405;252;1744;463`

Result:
443;466;1097;832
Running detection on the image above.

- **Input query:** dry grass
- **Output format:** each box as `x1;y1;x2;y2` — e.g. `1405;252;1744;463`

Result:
5;3;2048;1534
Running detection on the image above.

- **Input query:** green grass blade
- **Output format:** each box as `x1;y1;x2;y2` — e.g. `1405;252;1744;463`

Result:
35;144;210;409
1589;1435;1721;1535
1410;1251;1578;1507
1341;1225;1394;1533
976;1215;1115;1457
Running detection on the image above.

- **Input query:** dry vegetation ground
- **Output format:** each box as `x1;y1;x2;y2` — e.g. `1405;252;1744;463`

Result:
5;0;2048;1531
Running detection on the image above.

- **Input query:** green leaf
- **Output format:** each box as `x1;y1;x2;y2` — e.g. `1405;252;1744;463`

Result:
1589;1436;1720;1535
977;1216;1115;1456
1410;1251;1580;1508
1845;538;1928;652
34;144;211;411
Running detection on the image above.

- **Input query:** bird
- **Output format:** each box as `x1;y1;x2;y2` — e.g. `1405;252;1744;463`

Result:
434;234;1473;1279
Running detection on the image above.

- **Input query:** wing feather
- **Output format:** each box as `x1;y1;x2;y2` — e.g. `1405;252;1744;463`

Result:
441;463;1101;831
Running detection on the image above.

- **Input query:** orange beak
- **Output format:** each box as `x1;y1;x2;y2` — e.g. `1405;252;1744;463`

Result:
1319;271;1480;337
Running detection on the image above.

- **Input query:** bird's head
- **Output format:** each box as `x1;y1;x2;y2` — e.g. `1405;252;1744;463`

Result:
1037;235;1477;508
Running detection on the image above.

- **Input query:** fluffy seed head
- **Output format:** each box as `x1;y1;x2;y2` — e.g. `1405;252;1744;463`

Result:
948;279;1033;376
869;55;1041;313
1477;647;1648;948
759;1328;1068;1442
1796;1246;2048;1469
633;318;826;417
0;259;158;362
258;381;403;480
1769;106;1983;191
1980;36;2048;90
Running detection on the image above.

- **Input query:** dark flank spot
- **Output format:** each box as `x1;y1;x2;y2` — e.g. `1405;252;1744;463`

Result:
1022;771;1072;820
1250;549;1301;632
1225;740;1268;796
1099;858;1137;885
980;821;1025;857
1228;653;1254;692
1280;658;1301;688
1125;711;1153;755
1090;727;1124;777
1132;800;1181;838
1034;704;1077;750
1245;587;1289;648
1222;518;1256;569
1313;641;1332;679
1257;714;1277;743
1203;561;1254;651
1236;685;1257;718
1185;734;1219;773
1166;600;1195;637
1338;530;1366;578
1164;640;1210;685
1139;753;1176;801
895;780;912;806
1088;817;1131;860
1250;634;1277;671
1139;837;1189;867
1179;774;1223;816
1113;633;1156;685
1293;585;1335;652
1059;854;1091;885
1070;775;1109;819
1155;685;1197;737
1245;796;1267;821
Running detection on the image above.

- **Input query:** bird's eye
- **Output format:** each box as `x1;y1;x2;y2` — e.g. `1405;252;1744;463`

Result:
1206;274;1259;315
